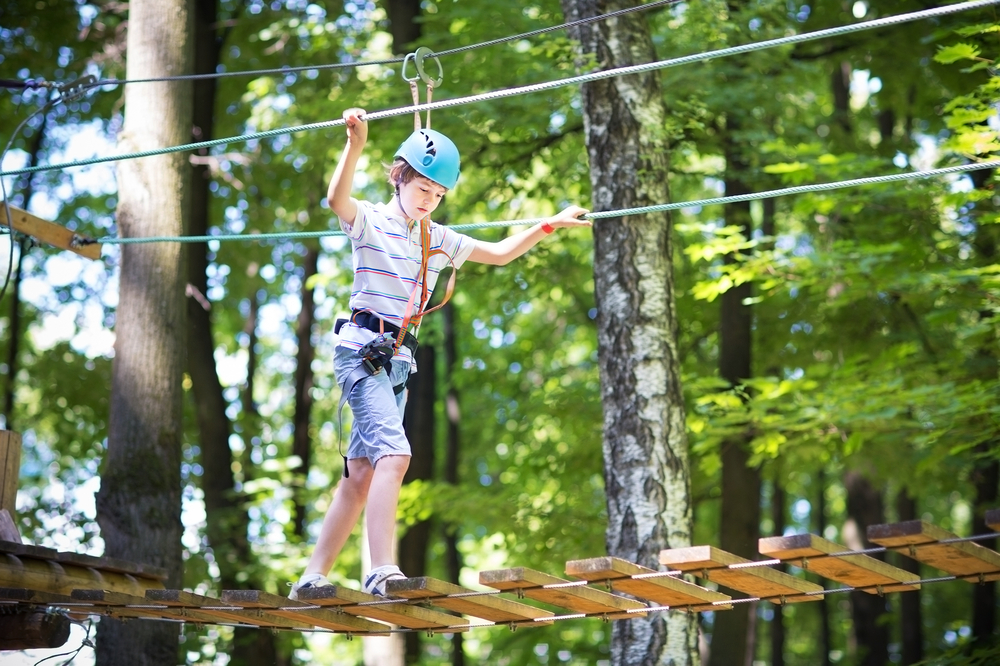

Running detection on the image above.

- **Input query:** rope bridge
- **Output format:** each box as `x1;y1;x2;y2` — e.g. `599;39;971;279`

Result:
3;511;1000;638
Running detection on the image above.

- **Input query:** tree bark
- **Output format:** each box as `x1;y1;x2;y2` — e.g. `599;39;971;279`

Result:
292;246;319;537
770;479;786;666
971;448;998;645
443;303;465;666
560;2;697;663
816;467;832;666
843;470;889;666
96;0;192;663
895;490;923;665
710;115;760;666
383;0;423;54
401;343;436;663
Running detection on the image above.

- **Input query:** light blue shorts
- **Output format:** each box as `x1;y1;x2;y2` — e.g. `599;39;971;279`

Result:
334;345;411;466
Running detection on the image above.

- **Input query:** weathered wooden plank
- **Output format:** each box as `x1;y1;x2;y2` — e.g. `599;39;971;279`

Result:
145;589;309;629
658;546;823;603
0;553;165;598
0;541;168;581
387;576;553;624
564;557;732;610
478;567;647;618
868;520;1000;578
220;589;389;634
758;533;921;593
71;589;228;626
0;607;71;650
0;205;102;259
295;585;467;630
0;431;22;519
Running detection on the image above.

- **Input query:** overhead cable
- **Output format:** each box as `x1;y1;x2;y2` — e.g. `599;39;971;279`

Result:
3;0;996;180
83;159;999;246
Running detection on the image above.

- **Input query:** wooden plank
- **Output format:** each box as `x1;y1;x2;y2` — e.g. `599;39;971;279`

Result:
388;576;553;624
868;520;1000;577
758;533;920;593
659;546;823;603
0;431;22;518
296;585;466;630
0;552;165;597
70;589;230;626
0;204;102;260
0;540;168;581
145;589;310;629
220;589;389;634
564;557;732;610
478;567;647;618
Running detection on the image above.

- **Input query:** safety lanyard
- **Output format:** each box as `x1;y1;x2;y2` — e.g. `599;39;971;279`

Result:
395;216;456;352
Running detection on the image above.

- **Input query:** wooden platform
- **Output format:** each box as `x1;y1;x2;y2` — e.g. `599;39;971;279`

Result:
2;511;1000;636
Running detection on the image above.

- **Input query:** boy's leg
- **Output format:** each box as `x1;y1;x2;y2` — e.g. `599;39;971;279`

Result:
364;453;410;567
303;457;375;576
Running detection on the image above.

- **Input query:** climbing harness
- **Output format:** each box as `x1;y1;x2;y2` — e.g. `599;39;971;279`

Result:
334;49;462;478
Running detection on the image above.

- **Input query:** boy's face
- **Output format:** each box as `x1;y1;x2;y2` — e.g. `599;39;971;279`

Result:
398;175;447;220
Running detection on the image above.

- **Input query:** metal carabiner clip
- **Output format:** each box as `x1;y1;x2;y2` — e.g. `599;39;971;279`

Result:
401;47;444;87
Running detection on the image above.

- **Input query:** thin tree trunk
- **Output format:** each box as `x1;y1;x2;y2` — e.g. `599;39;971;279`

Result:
771;479;786;666
843;470;889;666
817;467;833;666
711;116;760;666
971;448;998;645
292;246;319;536
560;2;697;663
3;106;49;429
384;0;422;53
443;303;465;666
96;0;192;663
401;343;436;663
187;2;279;663
895;490;922;665
243;290;259;416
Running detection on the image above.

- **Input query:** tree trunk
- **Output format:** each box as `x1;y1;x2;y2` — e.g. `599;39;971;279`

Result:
816;467;832;666
710;116;760;666
895;490;922;665
401;343;436;663
843;470;889;666
560;2;697;663
3;105;49;429
96;0;192;663
292;246;319;536
770;479;786;666
384;0;423;54
187;2;279;663
971;447;998;645
443;303;465;666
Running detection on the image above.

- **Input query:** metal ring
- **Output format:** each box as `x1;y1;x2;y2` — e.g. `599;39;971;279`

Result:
401;52;418;82
412;46;444;87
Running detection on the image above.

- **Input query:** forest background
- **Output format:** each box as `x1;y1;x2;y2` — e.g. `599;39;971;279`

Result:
1;0;998;664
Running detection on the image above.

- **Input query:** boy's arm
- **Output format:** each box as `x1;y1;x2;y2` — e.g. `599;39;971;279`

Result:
327;108;368;225
467;205;590;266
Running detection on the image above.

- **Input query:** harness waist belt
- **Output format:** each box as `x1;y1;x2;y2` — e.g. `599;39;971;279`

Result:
343;311;419;355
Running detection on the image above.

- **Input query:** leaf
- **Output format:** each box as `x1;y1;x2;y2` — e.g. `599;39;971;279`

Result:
933;43;982;64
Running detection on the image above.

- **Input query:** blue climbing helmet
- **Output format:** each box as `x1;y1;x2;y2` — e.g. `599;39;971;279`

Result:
394;129;461;190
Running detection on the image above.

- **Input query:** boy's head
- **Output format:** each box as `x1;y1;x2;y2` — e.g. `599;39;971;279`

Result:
391;129;461;190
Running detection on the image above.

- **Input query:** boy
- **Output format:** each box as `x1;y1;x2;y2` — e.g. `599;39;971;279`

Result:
289;108;589;599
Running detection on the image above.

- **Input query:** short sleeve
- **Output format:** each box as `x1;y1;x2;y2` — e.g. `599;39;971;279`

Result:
339;199;369;241
436;225;476;270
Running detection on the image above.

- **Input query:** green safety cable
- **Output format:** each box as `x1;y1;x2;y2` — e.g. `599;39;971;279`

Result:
3;0;996;179
88;159;999;246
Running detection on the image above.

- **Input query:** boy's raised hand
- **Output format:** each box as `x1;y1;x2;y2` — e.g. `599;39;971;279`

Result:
547;205;591;230
343;107;368;149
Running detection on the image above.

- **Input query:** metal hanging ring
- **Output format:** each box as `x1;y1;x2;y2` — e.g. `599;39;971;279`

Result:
401;47;443;87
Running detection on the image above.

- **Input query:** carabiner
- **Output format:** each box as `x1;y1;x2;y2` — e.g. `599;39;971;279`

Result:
401;47;443;87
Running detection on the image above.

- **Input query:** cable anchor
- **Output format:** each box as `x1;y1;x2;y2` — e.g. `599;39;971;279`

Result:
402;47;443;130
57;75;97;104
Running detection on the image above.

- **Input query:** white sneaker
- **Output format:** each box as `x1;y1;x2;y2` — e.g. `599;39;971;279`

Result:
362;565;406;597
289;573;333;601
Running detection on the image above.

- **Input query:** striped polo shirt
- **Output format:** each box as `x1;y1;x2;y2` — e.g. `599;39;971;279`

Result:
338;200;476;370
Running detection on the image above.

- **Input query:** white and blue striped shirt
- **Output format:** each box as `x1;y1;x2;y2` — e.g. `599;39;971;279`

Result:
338;200;475;369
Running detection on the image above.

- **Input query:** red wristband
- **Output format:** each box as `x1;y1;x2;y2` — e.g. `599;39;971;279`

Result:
541;222;555;234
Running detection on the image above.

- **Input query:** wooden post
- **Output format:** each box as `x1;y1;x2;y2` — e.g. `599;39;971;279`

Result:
0;431;22;543
0;609;71;650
